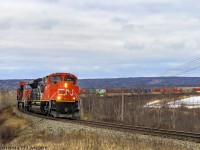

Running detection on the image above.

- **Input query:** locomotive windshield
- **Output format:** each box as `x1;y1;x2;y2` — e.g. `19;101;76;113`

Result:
64;77;75;82
50;76;62;84
50;76;62;81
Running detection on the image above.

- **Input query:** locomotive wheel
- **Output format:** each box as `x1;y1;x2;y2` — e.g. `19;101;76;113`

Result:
18;102;25;110
47;110;54;117
46;101;54;117
17;102;20;109
26;106;31;112
55;109;60;117
40;102;48;115
72;110;80;118
25;101;32;112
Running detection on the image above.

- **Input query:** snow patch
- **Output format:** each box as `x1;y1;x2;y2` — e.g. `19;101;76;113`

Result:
144;100;161;108
144;96;200;109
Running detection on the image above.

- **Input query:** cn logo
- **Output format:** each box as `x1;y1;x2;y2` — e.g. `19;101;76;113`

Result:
58;89;74;96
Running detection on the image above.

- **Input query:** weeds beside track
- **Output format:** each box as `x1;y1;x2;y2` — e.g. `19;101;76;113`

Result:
18;107;200;143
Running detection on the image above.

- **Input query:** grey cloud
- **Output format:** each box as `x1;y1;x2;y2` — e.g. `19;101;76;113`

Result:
122;23;144;31
140;2;174;14
0;0;200;78
39;20;57;30
111;17;128;24
167;42;186;50
0;18;12;30
74;1;185;15
38;0;59;3
124;41;144;50
152;38;188;51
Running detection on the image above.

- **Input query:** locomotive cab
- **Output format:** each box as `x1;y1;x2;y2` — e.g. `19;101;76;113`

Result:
42;73;79;102
42;73;79;117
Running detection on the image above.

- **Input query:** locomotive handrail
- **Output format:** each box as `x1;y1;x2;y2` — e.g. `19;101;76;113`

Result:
48;89;59;101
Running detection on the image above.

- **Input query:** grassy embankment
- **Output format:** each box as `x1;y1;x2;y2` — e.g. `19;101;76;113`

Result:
0;91;195;149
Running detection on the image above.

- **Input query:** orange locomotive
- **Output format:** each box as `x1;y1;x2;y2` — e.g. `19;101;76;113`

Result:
17;73;80;117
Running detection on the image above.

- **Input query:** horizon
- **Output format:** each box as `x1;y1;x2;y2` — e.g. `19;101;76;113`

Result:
1;76;200;80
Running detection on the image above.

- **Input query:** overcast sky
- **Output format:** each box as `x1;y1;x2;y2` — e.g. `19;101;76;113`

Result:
0;0;200;79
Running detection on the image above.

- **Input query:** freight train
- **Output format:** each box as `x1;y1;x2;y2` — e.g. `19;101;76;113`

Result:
17;73;80;117
80;87;200;97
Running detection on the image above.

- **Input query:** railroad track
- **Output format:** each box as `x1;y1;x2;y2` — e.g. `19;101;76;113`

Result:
18;108;200;143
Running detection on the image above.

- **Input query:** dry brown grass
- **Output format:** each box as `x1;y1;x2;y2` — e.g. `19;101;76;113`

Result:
0;91;196;149
0;91;16;111
0;125;17;143
5;129;187;150
0;107;189;149
0;106;27;145
0;104;187;150
81;94;200;132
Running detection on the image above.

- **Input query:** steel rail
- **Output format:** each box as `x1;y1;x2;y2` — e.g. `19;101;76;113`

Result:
18;108;200;143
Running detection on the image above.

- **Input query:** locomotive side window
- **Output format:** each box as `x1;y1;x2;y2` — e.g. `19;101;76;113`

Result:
25;85;32;89
44;77;48;84
50;76;62;84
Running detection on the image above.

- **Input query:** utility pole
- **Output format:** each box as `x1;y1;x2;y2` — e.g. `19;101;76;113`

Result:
79;98;83;117
121;87;124;122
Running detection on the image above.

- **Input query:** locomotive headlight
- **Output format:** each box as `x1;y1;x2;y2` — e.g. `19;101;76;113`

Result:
57;96;61;100
64;83;68;88
73;97;76;100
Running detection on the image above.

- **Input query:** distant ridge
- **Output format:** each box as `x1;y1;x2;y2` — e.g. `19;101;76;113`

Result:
1;77;200;90
78;77;200;89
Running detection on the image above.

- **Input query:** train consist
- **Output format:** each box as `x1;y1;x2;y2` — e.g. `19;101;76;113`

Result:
80;87;200;97
17;73;80;117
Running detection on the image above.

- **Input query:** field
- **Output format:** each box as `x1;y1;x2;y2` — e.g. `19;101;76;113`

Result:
0;91;200;149
81;93;200;132
0;107;192;150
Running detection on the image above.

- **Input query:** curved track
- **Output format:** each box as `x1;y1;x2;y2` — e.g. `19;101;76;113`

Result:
18;108;200;143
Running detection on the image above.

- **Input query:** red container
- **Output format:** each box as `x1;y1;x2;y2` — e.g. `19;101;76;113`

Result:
162;88;169;93
80;89;87;94
173;87;182;93
193;87;200;93
153;88;161;92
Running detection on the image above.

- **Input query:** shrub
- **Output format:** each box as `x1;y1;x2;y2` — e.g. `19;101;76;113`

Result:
0;125;16;143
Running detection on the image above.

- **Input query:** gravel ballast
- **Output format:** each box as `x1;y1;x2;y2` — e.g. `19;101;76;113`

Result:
13;107;200;150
